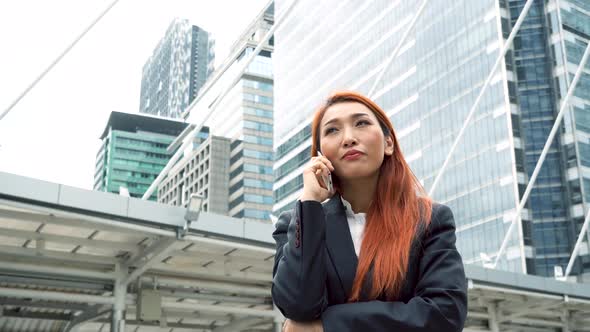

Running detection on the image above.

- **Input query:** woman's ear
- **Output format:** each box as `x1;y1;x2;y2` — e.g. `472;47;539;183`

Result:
384;136;394;156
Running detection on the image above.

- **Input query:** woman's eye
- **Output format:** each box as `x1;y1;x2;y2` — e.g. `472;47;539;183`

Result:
325;127;337;135
356;120;370;126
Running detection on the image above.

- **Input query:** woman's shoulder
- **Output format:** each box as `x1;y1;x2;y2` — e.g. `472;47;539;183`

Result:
430;202;455;226
431;202;453;220
415;200;456;240
416;197;453;224
417;202;457;250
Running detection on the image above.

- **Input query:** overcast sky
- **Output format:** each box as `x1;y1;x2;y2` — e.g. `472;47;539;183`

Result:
0;0;268;190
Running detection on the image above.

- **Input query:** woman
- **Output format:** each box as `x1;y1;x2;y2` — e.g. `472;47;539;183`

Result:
271;91;467;331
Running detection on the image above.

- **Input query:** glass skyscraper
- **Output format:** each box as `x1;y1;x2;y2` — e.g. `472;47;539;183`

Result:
273;0;590;279
139;19;215;119
540;0;590;278
186;2;275;223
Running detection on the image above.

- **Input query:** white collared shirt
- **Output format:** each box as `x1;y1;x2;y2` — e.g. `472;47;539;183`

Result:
341;197;366;257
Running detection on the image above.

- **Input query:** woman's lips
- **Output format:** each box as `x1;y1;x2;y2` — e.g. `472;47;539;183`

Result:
343;152;363;160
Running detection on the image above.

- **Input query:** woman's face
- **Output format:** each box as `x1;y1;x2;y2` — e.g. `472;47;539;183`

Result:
319;102;394;181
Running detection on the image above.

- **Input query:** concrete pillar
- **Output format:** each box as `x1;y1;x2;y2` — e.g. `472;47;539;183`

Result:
487;303;500;332
111;264;127;332
561;309;570;332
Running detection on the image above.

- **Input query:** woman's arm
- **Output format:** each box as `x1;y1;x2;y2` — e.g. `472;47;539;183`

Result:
321;204;467;332
272;200;328;321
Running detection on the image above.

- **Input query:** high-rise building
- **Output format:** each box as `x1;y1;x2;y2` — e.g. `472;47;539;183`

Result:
158;134;231;216
533;0;590;279
139;19;215;119
185;2;275;222
273;0;590;279
94;111;188;201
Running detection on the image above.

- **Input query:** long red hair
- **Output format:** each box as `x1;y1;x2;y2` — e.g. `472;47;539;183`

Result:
311;91;432;302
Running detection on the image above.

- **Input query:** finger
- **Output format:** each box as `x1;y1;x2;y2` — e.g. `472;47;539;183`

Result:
315;155;335;171
314;167;330;183
324;157;335;172
311;160;331;175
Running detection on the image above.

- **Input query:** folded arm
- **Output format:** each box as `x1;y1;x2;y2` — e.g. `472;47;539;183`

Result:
321;204;468;332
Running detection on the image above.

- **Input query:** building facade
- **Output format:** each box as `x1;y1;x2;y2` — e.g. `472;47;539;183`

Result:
186;2;275;222
541;0;590;279
158;133;231;216
273;0;590;279
139;19;215;119
94;112;187;201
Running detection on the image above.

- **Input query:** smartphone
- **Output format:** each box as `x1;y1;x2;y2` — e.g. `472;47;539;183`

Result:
317;151;333;193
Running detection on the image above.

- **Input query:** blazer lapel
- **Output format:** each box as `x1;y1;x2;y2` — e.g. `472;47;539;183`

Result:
359;264;374;301
323;194;358;301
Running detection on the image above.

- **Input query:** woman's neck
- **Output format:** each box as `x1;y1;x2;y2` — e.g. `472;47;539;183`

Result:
340;173;379;213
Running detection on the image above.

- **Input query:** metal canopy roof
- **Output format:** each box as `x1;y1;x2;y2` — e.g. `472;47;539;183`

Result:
0;172;277;331
1;171;590;332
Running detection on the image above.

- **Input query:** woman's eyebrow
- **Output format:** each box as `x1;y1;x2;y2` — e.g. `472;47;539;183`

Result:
323;113;370;127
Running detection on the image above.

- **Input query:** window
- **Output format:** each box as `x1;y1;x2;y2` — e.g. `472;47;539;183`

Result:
230;150;244;164
244;163;273;175
229;180;244;195
243;107;273;118
244;93;273;105
243;79;273;91
275;149;308;181
275;174;303;202
243;120;273;132
275;125;311;160
244;194;273;204
229;195;244;210
243;135;273;146
243;209;270;219
243;149;273;160
243;179;273;190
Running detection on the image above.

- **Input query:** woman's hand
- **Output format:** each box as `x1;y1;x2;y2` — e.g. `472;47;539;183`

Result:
299;155;335;202
283;319;324;332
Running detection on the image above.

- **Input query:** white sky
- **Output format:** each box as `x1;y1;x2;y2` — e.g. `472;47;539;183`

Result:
0;0;268;190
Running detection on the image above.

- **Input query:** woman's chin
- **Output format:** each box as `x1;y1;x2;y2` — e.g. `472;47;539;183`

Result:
338;169;378;180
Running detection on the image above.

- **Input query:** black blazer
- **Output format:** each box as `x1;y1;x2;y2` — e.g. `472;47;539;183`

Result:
271;194;467;331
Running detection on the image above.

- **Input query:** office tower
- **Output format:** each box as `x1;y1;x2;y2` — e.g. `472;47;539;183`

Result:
185;2;275;222
94;111;188;201
140;19;215;119
158;134;231;216
273;0;590;279
521;0;590;278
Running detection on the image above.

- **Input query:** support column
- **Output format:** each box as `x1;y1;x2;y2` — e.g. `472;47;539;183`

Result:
111;264;127;332
487;303;500;332
561;309;570;332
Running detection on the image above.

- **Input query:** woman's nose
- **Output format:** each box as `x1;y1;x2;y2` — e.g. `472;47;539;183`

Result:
342;130;358;147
